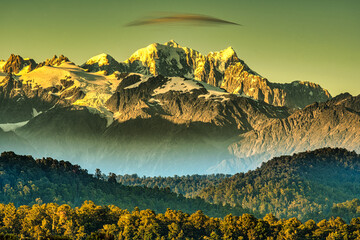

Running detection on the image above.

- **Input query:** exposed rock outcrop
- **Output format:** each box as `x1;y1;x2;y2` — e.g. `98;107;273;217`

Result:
36;55;70;68
222;94;360;173
2;54;37;74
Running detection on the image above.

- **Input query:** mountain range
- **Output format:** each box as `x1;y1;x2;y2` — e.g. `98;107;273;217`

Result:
0;40;358;175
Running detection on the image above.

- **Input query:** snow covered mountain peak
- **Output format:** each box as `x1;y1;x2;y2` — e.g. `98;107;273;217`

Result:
85;53;115;66
85;53;117;67
81;40;332;108
81;53;123;75
219;46;237;59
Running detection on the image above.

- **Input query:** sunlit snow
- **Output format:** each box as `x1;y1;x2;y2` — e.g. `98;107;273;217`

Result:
19;63;120;124
85;53;112;67
153;77;202;95
0;121;29;132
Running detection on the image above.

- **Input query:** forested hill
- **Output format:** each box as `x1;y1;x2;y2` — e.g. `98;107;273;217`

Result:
0;151;246;217
197;148;360;221
116;174;231;198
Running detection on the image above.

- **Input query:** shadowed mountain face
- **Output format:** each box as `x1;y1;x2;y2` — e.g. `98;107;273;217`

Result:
3;70;289;175
219;93;360;173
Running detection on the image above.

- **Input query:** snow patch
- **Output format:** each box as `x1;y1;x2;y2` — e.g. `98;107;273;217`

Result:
148;98;163;106
32;108;42;117
0;121;29;132
19;62;120;124
153;77;202;95
85;53;112;66
198;91;229;102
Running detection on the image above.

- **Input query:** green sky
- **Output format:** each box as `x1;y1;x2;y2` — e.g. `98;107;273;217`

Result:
1;0;359;96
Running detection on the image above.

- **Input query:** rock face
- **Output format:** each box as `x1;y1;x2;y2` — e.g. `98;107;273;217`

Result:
106;74;288;129
2;54;37;74
218;93;360;173
82;40;331;108
222;70;331;108
36;55;70;68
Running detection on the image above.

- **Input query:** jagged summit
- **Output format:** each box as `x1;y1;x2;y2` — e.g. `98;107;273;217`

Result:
1;41;332;109
1;54;72;75
36;55;71;68
209;46;237;59
2;54;37;74
164;40;181;48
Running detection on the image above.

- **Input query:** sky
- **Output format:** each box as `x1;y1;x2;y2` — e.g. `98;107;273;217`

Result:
1;0;359;96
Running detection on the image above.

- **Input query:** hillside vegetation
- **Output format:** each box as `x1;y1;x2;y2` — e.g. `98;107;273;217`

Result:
0;151;246;217
197;148;360;221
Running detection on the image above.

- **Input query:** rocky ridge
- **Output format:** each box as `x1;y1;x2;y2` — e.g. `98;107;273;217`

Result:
82;40;331;108
214;93;360;173
2;54;37;74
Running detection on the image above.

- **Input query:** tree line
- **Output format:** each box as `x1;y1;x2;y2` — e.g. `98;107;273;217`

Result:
1;201;360;239
116;174;231;198
112;148;360;222
197;148;360;221
0;151;246;218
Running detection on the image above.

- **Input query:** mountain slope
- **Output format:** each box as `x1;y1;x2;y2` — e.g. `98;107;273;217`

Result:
198;148;360;221
0;61;357;175
12;73;289;176
0;61;120;123
219;93;360;173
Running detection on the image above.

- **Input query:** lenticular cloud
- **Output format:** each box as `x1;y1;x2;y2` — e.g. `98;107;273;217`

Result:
126;13;241;27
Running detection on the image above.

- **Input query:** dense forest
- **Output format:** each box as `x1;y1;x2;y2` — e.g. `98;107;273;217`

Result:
1;202;360;239
1;149;360;238
116;174;231;198
114;148;360;222
330;199;360;223
0;152;246;218
197;148;360;221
